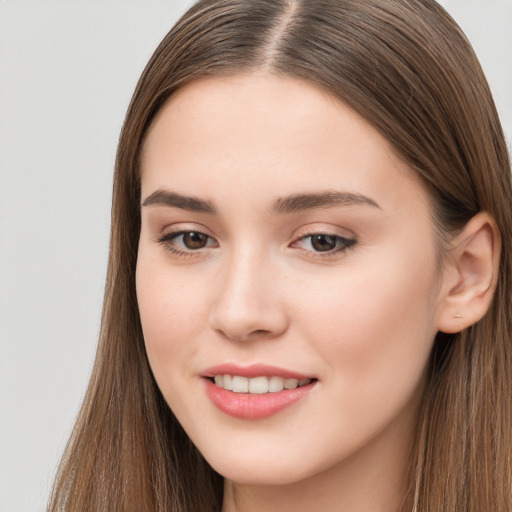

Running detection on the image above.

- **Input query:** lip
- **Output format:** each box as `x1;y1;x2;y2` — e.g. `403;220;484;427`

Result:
202;363;314;380
202;363;317;419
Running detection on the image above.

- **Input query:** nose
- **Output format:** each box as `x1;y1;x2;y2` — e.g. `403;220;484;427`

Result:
209;249;289;342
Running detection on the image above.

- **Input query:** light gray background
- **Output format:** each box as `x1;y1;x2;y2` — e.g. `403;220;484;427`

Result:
0;1;510;511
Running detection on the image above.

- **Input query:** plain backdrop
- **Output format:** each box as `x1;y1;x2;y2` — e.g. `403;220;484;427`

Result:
0;1;510;511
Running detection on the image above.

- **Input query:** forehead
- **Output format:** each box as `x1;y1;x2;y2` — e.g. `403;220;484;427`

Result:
140;73;430;216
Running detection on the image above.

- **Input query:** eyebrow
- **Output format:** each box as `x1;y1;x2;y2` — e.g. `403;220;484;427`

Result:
141;189;380;214
272;190;381;214
142;190;216;213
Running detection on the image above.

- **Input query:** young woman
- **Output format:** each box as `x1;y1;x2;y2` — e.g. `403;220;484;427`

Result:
48;0;512;511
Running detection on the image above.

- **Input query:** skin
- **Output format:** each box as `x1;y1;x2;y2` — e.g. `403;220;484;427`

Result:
137;74;451;512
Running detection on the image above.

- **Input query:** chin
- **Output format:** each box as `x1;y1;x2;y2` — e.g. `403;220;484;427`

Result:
213;463;306;486
200;446;321;486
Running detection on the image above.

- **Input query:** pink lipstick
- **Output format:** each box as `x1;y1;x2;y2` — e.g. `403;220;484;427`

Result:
202;364;317;419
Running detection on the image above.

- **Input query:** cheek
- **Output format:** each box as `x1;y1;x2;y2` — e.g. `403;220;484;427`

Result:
294;247;439;412
135;252;208;387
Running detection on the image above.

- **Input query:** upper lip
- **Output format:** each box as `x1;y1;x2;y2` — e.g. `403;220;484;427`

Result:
202;363;315;380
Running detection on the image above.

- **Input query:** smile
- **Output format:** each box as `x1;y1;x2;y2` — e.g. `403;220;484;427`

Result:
203;364;318;419
213;375;312;393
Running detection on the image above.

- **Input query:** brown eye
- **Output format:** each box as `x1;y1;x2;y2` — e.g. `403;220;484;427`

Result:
182;231;209;249
292;232;356;256
157;230;217;255
310;234;337;252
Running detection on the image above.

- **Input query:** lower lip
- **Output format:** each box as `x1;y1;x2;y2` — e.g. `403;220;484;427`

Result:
204;378;316;419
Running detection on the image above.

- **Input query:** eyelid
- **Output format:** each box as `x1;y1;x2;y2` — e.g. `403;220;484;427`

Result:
159;230;218;246
289;224;357;258
291;233;356;251
158;222;216;237
154;223;356;259
291;223;356;241
155;224;219;257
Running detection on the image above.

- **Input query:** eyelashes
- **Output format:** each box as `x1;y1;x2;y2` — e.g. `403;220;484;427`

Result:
156;229;356;259
156;230;218;258
291;233;356;255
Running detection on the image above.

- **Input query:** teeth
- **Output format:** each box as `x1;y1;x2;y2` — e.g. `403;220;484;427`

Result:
269;376;285;392
248;376;269;394
213;375;312;393
284;378;299;390
231;376;249;393
223;374;233;391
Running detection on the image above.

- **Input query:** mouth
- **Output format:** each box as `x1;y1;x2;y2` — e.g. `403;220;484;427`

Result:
210;375;313;393
202;364;318;419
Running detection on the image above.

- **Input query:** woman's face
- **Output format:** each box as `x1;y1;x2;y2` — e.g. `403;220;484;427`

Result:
137;74;445;486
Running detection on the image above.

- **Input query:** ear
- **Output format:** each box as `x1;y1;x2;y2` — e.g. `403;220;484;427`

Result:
437;212;501;334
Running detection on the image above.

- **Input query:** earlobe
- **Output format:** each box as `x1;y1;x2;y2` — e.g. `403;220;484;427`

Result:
437;212;500;334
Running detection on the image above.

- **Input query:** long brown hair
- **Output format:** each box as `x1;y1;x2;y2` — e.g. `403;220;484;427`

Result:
48;1;512;511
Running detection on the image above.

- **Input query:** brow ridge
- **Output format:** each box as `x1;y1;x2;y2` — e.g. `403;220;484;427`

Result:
272;190;380;214
141;189;380;215
141;190;216;213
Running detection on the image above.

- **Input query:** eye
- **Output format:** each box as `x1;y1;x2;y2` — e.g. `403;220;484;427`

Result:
179;231;210;249
293;233;356;255
157;230;218;255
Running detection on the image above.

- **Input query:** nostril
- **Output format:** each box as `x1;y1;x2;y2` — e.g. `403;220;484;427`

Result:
209;292;289;341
